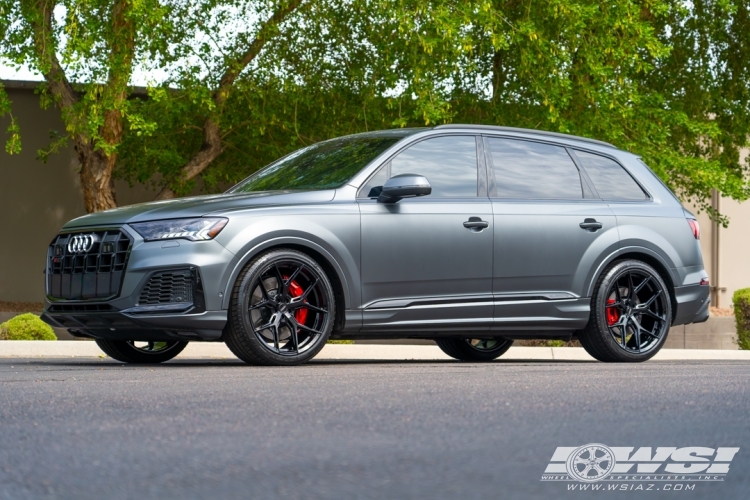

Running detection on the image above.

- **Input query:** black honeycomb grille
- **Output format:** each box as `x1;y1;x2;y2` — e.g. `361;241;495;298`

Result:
138;270;194;305
47;230;132;300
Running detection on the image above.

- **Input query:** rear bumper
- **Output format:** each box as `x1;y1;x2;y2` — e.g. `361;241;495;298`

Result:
40;309;227;341
672;283;710;326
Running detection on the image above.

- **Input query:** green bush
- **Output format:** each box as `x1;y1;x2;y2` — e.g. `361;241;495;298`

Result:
733;289;750;350
0;313;57;341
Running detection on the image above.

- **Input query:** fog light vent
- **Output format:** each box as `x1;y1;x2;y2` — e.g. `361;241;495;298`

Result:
138;269;194;305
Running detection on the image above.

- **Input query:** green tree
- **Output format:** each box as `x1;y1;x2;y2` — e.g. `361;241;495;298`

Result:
0;0;175;212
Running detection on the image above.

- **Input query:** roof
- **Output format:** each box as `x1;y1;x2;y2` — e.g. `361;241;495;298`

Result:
433;124;617;149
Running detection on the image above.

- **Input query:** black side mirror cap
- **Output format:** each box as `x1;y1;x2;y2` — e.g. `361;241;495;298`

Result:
376;174;432;203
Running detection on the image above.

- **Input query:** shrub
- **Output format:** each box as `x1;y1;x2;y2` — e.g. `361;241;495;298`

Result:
326;339;354;344
733;289;750;350
0;313;57;341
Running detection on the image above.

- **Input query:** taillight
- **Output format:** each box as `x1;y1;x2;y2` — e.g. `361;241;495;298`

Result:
687;219;700;240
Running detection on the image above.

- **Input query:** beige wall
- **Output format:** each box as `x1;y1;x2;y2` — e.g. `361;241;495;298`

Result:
0;85;160;302
687;153;750;309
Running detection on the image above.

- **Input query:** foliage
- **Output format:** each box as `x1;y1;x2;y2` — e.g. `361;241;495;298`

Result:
1;0;749;220
0;313;57;340
732;288;750;350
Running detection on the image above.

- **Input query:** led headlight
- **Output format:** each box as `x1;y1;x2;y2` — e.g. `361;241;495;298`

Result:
129;218;228;242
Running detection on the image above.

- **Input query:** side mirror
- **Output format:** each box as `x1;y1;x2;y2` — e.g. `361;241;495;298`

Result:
377;174;432;203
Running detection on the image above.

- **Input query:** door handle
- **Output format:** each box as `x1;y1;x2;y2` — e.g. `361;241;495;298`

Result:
579;218;603;232
463;217;489;231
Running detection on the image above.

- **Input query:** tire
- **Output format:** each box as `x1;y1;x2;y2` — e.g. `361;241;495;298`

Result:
435;338;514;361
95;339;188;363
224;249;336;366
579;260;672;362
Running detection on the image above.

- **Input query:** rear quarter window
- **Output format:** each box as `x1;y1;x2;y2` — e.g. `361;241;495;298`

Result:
573;150;648;200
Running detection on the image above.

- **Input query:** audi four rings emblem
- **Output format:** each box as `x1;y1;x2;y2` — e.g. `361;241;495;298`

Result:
67;234;97;253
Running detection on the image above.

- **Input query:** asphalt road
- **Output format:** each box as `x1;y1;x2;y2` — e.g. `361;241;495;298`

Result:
0;358;748;500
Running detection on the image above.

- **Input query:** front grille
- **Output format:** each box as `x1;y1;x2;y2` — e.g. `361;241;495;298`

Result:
47;230;132;300
138;269;194;305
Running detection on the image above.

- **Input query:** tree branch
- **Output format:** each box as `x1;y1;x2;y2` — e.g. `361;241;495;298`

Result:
155;0;305;200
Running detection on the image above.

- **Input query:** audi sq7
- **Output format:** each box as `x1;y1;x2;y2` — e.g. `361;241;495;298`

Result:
41;125;710;365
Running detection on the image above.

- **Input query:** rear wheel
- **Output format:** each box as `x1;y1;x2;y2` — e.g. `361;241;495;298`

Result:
95;339;188;363
224;249;336;366
579;260;671;362
435;338;514;361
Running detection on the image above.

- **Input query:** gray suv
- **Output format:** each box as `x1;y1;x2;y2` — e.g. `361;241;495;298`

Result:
41;125;710;365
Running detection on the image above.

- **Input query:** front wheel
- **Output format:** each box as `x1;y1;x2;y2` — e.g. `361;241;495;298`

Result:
95;339;188;363
435;338;514;361
579;260;672;362
224;249;336;366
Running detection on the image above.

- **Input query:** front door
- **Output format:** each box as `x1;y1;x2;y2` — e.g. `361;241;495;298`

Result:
484;136;619;332
358;135;494;332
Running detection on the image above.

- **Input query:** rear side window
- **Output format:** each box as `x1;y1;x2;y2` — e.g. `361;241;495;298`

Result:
574;150;648;200
360;135;479;198
487;138;584;199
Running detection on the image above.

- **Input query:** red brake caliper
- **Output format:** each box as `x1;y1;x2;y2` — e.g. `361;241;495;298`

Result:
286;277;308;325
605;299;620;326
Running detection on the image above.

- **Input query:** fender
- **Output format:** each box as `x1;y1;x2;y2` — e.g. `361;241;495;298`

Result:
219;235;355;311
584;245;677;298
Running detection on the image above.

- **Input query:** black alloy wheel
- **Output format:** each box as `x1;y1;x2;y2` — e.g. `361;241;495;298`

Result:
579;260;671;362
435;337;514;361
225;249;336;365
95;339;188;363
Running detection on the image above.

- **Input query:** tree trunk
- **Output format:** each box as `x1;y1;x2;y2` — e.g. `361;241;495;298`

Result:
78;145;119;212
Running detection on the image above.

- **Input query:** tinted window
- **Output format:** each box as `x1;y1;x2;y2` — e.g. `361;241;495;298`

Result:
230;135;401;192
488;138;584;199
575;151;648;200
361;136;478;198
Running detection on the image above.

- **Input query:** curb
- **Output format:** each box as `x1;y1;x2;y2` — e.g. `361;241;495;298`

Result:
0;342;749;361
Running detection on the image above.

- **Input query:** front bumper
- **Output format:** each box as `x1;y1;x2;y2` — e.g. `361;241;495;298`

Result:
41;309;227;341
41;225;235;341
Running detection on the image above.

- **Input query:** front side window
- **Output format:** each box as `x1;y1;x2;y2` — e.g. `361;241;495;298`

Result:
360;135;479;198
488;138;585;199
229;135;402;193
574;150;648;200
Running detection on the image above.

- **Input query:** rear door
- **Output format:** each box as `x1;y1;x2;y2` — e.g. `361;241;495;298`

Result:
485;136;619;332
358;134;494;332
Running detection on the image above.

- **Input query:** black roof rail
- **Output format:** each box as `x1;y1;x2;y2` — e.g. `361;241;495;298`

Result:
433;124;617;149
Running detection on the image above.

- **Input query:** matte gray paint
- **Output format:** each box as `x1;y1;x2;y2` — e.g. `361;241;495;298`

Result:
41;125;709;342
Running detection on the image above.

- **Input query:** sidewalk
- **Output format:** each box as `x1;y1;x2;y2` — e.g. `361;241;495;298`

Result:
0;341;748;361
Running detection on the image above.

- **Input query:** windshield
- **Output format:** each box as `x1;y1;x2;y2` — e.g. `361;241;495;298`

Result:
229;135;403;192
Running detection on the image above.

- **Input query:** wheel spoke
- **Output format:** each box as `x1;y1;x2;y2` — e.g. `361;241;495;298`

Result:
643;288;662;307
273;264;286;297
256;282;269;301
290;319;300;354
630;317;642;352
614;282;622;303
634;275;651;294
289;302;328;315
291;319;324;335
291;278;318;304
627;272;635;300
249;300;272;311
285;265;304;288
642;309;666;322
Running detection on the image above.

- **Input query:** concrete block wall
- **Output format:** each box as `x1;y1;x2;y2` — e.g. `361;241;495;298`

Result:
663;317;738;350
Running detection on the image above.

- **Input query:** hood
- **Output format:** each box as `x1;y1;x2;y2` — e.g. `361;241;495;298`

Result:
62;190;336;229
